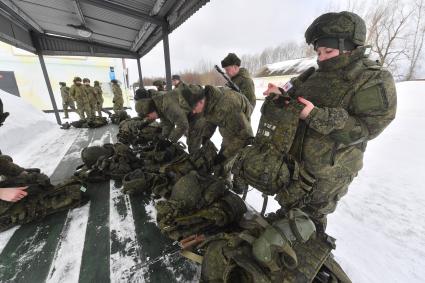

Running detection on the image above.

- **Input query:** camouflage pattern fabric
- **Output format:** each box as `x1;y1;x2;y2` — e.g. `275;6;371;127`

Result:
199;86;254;177
290;47;397;228
93;85;104;117
0;177;85;232
156;173;246;240
60;86;75;118
231;67;256;108
110;110;130;125
112;84;124;111
70;83;92;120
70;117;108;128
0;156;85;231
117;118;161;145
151;92;190;143
83;85;98;118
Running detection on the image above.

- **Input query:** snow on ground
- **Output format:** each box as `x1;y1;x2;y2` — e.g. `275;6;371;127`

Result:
0;90;81;176
0;81;424;282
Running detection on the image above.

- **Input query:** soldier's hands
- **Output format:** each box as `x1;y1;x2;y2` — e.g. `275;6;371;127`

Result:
0;186;28;202
297;97;314;120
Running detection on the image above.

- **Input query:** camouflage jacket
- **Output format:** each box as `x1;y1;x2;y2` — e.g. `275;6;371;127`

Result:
232;67;256;108
60;86;72;102
69;84;89;104
292;47;397;181
152;92;190;142
202;86;254;158
112;84;124;104
83;85;97;104
93;85;104;104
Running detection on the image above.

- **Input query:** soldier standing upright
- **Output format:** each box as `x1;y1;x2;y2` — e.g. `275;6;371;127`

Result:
171;75;185;90
199;11;397;282
221;53;256;108
111;79;124;113
59;82;75;119
69;77;91;120
82;78;97;118
93;80;104;117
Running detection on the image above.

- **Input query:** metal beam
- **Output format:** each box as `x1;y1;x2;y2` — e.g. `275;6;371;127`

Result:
72;0;87;26
131;0;179;52
137;57;143;87
38;52;61;125
162;24;172;91
79;0;165;25
31;32;61;125
0;0;43;33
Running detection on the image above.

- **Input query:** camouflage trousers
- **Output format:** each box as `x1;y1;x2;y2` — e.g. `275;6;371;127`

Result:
76;101;92;120
96;102;103;117
303;176;353;232
62;99;75;118
113;100;124;113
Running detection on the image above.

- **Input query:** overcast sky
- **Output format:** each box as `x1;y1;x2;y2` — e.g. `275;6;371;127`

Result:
126;0;364;83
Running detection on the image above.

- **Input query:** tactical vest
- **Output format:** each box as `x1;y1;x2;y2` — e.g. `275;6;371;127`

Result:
232;68;315;196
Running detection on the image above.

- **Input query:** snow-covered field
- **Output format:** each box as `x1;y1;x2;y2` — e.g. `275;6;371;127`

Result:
0;81;424;282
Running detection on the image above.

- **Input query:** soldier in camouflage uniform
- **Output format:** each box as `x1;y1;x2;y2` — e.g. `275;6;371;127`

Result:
199;11;397;282
111;79;124;113
190;85;254;178
172;74;185;90
82;78;97;118
93;80;104;117
136;85;204;151
153;79;166;91
221;53;256;108
59;82;75;119
69;77;92;120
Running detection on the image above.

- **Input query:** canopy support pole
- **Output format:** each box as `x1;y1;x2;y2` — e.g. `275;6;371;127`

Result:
137;57;143;87
38;53;61;125
31;32;61;125
162;24;172;90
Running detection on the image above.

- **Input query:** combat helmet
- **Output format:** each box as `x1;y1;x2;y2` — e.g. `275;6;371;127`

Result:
83;78;90;83
305;11;366;52
94;80;100;86
73;76;82;82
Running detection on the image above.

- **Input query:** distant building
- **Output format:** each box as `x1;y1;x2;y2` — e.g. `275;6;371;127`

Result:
253;57;317;99
0;42;129;110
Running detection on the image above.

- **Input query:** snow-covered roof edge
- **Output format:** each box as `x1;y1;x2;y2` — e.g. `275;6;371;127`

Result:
256;57;318;77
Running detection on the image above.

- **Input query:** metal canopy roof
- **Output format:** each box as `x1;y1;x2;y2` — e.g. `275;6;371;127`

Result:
0;0;210;58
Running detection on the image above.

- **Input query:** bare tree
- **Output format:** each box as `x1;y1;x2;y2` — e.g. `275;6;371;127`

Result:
365;0;413;78
405;0;425;80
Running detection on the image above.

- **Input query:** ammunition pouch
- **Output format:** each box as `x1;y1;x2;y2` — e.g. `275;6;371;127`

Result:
232;145;291;195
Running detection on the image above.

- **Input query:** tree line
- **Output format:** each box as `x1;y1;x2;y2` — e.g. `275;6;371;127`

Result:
140;0;425;86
